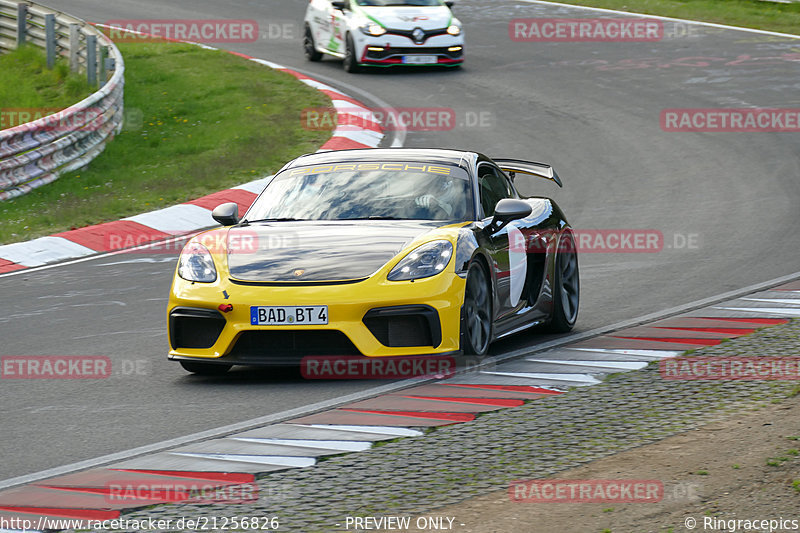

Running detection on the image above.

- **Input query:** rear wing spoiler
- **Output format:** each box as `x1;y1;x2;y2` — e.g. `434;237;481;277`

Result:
494;159;562;188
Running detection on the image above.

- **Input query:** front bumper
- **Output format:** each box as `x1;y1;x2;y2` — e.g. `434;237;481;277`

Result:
167;272;466;365
354;33;464;67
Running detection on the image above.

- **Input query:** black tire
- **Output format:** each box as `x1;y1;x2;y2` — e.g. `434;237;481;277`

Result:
460;260;492;356
304;25;322;62
343;33;361;73
547;232;580;333
179;360;232;375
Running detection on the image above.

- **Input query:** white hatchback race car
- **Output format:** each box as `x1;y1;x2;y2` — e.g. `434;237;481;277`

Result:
303;0;464;72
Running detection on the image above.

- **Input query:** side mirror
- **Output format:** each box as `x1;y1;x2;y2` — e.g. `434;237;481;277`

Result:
445;1;455;7
331;1;346;10
489;198;532;231
212;202;239;226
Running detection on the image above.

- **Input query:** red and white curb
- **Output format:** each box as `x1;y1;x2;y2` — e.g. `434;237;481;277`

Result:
0;50;384;275
0;281;797;525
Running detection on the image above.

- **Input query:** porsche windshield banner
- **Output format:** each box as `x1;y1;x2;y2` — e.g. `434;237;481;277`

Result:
287;162;454;176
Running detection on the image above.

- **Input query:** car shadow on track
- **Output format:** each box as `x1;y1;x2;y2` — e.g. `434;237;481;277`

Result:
313;58;467;78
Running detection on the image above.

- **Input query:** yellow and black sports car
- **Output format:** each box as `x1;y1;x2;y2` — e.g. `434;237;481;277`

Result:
168;148;579;374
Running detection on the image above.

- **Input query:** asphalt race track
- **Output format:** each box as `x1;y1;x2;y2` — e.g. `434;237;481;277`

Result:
1;0;798;482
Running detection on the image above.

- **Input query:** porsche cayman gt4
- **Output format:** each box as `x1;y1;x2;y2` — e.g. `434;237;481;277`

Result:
168;148;579;374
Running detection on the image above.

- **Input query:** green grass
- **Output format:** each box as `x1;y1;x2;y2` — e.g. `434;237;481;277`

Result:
0;45;93;123
547;0;800;35
0;39;330;243
766;450;798;466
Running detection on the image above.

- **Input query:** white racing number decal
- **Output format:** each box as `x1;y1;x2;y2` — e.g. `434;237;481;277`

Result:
507;225;527;307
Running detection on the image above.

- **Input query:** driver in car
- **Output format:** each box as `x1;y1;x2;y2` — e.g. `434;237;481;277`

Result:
414;177;464;218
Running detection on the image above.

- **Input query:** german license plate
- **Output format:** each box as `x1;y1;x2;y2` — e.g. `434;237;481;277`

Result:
250;306;328;325
403;55;437;64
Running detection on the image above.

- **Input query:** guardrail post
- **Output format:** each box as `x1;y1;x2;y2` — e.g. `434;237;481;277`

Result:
99;45;108;85
16;4;28;46
86;34;97;86
45;14;56;69
69;24;80;72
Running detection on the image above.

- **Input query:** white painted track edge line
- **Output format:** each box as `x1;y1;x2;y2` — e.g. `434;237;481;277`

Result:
230;438;373;451
482;371;602;384
516;0;800;39
713;307;800;316
568;348;683;358
300;424;424;437
170;452;317;467
524;359;649;369
742;298;800;305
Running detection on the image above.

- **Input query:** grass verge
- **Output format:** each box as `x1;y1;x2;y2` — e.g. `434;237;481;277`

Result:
534;0;800;35
0;39;330;244
0;45;93;126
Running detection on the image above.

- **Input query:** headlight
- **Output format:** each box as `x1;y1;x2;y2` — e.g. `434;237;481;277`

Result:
388;240;453;281
178;242;217;283
360;23;386;36
446;24;461;36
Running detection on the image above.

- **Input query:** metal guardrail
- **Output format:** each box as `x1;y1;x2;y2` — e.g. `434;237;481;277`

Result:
0;1;125;201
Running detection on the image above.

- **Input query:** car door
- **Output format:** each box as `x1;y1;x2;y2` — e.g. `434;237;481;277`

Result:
324;0;348;55
477;163;526;320
307;0;331;49
307;0;346;55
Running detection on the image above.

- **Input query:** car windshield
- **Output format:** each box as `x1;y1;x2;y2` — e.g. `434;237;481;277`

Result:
355;0;444;6
245;162;472;222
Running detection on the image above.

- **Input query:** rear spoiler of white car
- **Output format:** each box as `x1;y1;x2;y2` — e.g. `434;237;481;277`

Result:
494;159;562;188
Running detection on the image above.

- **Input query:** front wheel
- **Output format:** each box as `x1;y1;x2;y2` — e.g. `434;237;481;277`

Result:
460;261;492;356
180;361;232;375
547;232;580;332
343;34;361;73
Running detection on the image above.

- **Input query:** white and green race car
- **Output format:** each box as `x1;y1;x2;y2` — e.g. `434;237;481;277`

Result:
303;0;464;72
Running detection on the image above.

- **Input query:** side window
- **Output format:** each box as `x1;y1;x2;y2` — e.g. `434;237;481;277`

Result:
478;165;514;217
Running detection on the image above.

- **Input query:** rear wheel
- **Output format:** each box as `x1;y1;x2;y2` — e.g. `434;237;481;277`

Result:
180;361;232;375
304;25;322;62
460;261;492;355
343;33;361;73
547;232;580;332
